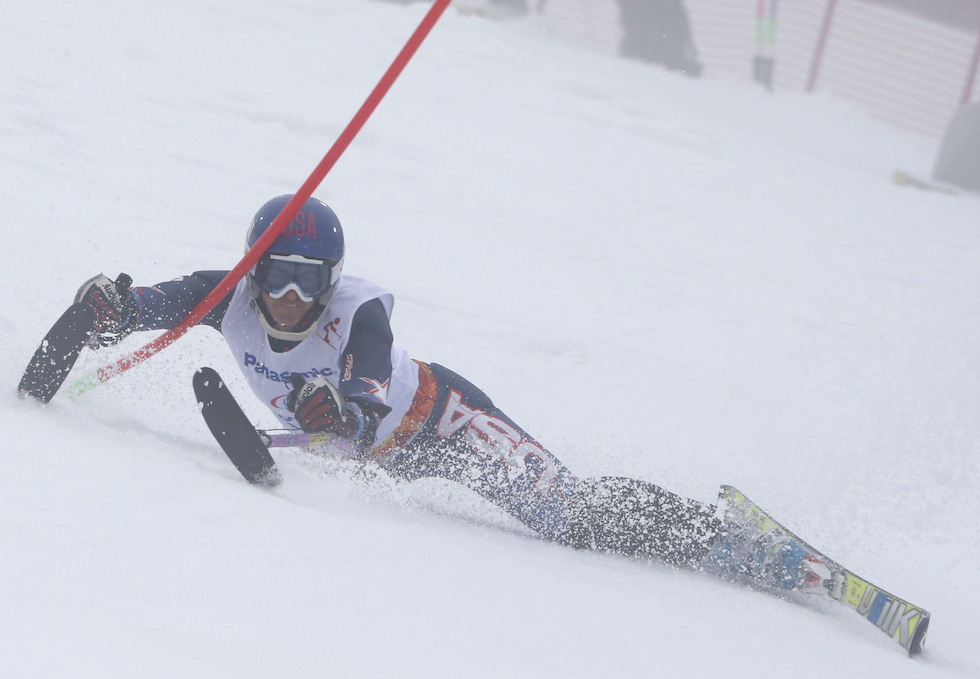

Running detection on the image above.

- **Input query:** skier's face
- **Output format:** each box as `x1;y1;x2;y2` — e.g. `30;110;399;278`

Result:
261;289;314;331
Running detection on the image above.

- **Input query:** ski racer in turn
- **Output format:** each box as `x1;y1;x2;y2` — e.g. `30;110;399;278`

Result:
74;194;841;599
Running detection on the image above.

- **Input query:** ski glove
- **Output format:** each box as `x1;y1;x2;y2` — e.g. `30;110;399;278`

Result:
286;375;381;455
74;273;138;348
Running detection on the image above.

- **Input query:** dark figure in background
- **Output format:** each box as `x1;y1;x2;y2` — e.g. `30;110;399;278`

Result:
618;0;703;77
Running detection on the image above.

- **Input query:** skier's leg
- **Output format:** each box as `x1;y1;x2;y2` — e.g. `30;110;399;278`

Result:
380;363;580;542
382;364;725;564
377;364;818;581
563;476;723;568
563;477;837;590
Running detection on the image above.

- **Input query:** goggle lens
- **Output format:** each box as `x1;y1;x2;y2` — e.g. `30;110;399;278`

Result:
254;254;338;302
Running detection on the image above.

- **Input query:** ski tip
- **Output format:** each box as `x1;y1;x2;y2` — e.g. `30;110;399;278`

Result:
193;366;222;394
908;612;930;657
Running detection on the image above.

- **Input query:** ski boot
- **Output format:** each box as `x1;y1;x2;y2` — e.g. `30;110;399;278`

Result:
699;487;843;598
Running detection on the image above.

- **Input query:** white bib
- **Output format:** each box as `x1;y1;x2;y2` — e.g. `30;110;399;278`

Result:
220;275;419;446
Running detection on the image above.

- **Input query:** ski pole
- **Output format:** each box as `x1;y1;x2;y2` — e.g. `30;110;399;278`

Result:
259;429;329;448
257;429;359;456
68;0;454;397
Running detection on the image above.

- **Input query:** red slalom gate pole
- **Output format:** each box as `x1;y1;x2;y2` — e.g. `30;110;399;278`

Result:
71;0;453;396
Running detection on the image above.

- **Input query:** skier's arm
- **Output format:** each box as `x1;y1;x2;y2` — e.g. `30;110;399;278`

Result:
130;270;233;332
338;298;394;418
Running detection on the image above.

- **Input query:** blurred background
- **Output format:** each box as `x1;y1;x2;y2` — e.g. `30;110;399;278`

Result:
435;0;980;141
403;0;980;191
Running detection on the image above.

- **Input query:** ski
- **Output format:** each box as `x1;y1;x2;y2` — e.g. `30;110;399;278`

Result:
719;485;930;656
193;367;281;487
18;303;95;403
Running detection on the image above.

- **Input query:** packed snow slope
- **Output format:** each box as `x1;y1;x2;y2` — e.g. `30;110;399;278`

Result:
2;1;979;676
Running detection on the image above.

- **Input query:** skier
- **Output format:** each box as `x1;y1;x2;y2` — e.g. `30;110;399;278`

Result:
73;194;835;597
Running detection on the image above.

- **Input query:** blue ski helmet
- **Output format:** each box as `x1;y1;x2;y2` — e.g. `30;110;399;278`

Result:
246;194;346;341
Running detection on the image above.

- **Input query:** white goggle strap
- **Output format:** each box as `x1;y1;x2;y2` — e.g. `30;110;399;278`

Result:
329;255;344;285
264;280;315;303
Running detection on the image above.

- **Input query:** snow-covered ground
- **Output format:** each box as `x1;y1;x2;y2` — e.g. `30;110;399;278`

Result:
2;0;979;676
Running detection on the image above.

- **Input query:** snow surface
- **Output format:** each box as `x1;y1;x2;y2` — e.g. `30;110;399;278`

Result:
3;0;979;676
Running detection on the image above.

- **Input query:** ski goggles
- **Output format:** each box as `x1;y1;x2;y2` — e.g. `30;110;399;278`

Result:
252;253;341;303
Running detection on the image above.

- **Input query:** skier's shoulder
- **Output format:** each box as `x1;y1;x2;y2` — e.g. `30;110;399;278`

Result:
335;274;394;316
144;270;230;295
190;270;232;286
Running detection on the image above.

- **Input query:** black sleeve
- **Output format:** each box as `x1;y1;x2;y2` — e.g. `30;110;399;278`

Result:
132;270;234;332
339;298;394;417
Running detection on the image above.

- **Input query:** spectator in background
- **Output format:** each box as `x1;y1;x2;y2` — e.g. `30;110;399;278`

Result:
618;0;703;77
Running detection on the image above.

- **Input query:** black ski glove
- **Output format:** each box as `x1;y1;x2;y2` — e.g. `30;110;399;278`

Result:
74;273;138;348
